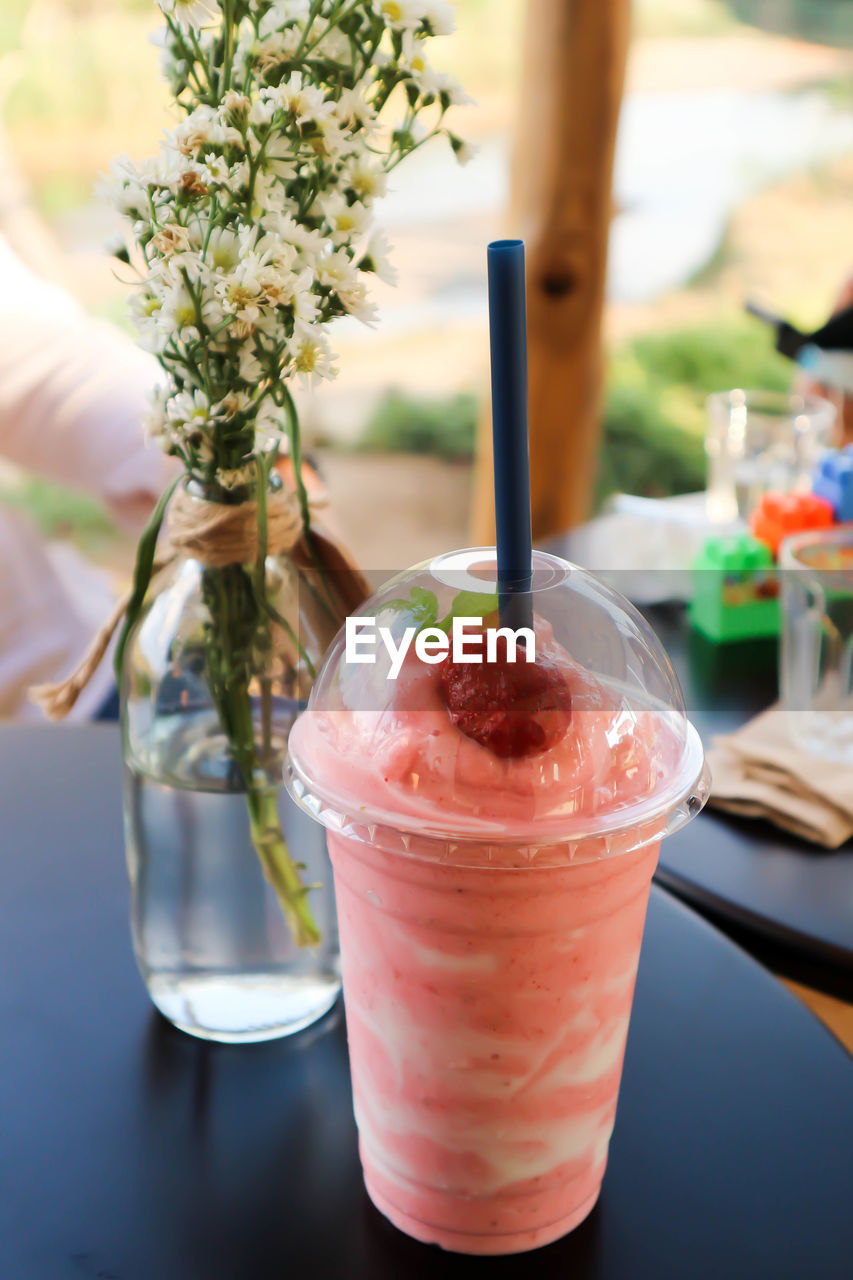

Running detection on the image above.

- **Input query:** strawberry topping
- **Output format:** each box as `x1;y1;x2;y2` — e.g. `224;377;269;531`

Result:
439;633;573;758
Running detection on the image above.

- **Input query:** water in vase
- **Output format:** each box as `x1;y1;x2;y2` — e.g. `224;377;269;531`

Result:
124;711;340;1043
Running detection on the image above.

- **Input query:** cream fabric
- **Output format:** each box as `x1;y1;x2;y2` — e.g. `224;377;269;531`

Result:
0;233;168;721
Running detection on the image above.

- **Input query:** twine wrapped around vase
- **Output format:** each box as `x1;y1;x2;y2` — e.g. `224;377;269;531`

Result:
31;483;370;720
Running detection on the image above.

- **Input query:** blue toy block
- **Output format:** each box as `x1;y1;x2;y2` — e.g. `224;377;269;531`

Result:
813;448;853;522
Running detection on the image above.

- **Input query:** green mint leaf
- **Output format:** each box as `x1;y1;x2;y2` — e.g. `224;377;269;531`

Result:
438;590;500;634
383;587;500;637
383;587;439;630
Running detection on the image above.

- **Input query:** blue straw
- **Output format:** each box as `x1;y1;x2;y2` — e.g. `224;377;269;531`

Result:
487;240;533;631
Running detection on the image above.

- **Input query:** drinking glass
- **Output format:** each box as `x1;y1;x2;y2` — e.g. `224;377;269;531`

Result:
705;390;836;522
780;527;853;762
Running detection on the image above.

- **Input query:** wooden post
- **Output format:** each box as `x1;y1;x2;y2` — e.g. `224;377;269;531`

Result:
472;0;631;542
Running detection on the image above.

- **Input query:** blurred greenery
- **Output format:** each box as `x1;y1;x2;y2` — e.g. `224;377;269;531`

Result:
596;317;791;505
728;0;853;47
633;0;740;39
0;1;29;57
821;75;853;111
623;318;791;406
356;317;793;509
4;8;162;130
34;174;95;220
360;391;478;460
0;0;512;222
0;1;823;544
0;477;118;555
596;386;706;507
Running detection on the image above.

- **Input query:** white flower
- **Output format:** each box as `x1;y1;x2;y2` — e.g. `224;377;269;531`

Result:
319;193;371;242
254;398;286;451
371;0;426;31
250;229;296;267
222;90;251;120
153;248;207;288
274;73;336;126
361;230;397;286
243;244;307;315
335;87;377;134
277;267;318;321
260;211;328;264
152;223;193;257
239;346;264;383
158;276;222;340
423;1;457;35
250;170;289;219
400;34;439;92
158;0;220;33
167;388;212;430
248;91;279;128
100;155;157;221
401;33;470;102
112;0;470;482
255;134;296;182
318;249;379;324
198;152;232;188
130;288;166;353
450;134;476;166
143;387;168;442
104;229;130;260
344;153;387;201
258;0;311;38
241;27;303;74
305;115;350;163
213;390;254;419
286;321;337;388
443;78;474;107
217;263;264;331
310;23;352;64
215;239;304;328
228;159;251;194
205;226;242;272
168;105;241;157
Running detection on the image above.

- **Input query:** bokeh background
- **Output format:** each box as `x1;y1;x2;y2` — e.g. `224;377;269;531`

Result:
1;0;852;572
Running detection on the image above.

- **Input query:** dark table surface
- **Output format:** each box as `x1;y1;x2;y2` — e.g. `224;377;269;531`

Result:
546;530;853;995
2;725;853;1280
646;606;853;997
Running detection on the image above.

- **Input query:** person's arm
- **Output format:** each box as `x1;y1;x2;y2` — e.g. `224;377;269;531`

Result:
0;234;172;528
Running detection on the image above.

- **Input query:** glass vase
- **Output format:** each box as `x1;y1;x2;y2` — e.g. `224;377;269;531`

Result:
121;485;342;1043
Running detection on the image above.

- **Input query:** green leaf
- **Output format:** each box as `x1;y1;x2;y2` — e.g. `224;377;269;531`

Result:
113;475;181;683
438;590;500;634
384;587;501;636
383;586;439;630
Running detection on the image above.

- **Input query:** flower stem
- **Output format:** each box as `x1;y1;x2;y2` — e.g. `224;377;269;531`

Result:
246;788;321;948
201;557;320;949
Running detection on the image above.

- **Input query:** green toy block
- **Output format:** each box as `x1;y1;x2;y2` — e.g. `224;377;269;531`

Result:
689;533;780;642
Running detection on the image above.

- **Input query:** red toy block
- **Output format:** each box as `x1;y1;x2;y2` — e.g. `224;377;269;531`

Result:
749;491;835;558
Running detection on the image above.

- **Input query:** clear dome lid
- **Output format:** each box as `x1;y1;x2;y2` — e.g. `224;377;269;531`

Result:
287;549;708;858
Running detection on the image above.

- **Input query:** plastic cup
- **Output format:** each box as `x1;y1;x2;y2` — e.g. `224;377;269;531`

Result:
705;389;836;523
780;525;853;762
287;549;708;1255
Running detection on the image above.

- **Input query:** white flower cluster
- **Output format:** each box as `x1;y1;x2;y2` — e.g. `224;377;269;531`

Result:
106;0;469;490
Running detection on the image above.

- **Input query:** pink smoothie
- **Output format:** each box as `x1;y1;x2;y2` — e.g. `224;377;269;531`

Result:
289;629;689;1254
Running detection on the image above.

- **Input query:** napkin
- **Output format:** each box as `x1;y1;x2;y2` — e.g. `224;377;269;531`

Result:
707;706;853;848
